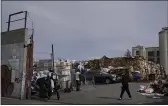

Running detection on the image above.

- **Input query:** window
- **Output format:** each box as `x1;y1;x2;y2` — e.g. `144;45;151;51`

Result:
44;63;48;67
157;58;160;64
148;58;155;62
148;51;155;57
136;51;140;56
157;51;159;56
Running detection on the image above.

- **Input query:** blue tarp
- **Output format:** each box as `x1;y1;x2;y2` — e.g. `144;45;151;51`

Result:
134;72;138;81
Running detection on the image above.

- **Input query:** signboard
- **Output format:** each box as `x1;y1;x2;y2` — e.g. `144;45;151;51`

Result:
8;58;19;70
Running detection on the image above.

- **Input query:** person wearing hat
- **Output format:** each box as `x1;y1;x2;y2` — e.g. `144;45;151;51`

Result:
119;71;132;100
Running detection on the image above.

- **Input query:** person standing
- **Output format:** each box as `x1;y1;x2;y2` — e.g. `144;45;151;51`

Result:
50;73;60;100
36;76;48;99
119;71;132;100
92;76;96;88
75;69;81;91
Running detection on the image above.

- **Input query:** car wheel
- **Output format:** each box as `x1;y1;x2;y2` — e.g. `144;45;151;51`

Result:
105;79;111;84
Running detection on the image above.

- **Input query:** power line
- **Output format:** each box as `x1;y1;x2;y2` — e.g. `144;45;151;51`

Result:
27;12;34;31
27;12;34;39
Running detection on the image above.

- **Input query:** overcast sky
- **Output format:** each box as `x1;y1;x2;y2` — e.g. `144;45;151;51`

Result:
2;1;167;60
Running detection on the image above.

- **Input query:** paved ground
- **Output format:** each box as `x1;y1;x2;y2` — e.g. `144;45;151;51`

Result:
1;82;168;105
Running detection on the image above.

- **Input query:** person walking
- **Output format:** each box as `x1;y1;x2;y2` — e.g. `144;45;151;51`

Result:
50;73;60;100
45;75;52;100
75;69;81;91
36;76;48;99
119;71;132;100
92;76;96;88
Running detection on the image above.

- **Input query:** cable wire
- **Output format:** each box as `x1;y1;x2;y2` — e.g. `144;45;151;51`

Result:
27;11;34;39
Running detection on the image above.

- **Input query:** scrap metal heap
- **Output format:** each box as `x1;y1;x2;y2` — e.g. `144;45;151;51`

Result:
86;56;166;81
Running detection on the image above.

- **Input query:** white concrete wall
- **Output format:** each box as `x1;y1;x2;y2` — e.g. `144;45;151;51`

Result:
159;27;168;74
1;28;28;99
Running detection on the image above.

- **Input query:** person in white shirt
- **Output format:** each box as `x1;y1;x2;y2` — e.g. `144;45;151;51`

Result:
75;69;81;91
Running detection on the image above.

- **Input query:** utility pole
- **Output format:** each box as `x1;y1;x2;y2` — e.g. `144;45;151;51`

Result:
167;0;168;27
51;44;55;72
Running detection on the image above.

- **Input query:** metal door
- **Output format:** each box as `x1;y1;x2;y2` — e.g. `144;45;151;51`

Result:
1;65;14;97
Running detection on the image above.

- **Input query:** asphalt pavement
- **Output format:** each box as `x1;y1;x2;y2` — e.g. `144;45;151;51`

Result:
1;82;168;105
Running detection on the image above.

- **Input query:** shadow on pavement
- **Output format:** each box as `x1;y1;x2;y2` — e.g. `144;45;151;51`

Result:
97;96;131;100
142;97;168;105
96;97;118;100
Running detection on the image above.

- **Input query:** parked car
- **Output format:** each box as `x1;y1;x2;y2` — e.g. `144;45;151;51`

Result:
85;71;115;84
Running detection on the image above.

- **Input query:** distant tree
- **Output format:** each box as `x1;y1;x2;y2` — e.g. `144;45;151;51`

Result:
124;49;132;57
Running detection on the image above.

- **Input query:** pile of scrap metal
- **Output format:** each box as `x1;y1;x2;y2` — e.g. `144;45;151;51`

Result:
137;78;168;98
87;56;165;81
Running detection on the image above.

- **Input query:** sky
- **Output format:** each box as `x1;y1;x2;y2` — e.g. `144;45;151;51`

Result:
2;1;168;61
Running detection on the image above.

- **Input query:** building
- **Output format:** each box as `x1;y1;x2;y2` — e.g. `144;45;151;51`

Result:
132;45;146;58
35;59;73;72
37;59;53;71
145;47;160;64
159;27;168;74
132;45;159;64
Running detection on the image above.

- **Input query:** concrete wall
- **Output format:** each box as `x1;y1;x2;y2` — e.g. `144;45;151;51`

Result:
1;28;28;99
159;27;168;74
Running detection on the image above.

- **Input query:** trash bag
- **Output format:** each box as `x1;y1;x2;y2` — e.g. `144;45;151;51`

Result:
140;85;146;90
156;93;164;97
141;93;155;97
146;88;154;94
137;85;147;93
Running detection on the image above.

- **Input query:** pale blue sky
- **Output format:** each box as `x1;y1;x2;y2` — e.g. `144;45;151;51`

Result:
2;1;167;60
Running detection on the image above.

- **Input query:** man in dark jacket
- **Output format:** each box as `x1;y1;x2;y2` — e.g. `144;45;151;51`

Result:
51;73;60;100
119;71;132;100
45;75;52;100
36;77;49;99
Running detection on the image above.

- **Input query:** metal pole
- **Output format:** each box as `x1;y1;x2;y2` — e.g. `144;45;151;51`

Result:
7;11;25;31
167;0;168;27
28;29;34;99
7;15;11;31
24;11;28;29
52;44;55;72
28;45;31;99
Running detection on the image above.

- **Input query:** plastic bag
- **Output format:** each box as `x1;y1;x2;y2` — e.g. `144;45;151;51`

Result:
140;85;146;89
51;79;54;89
145;88;154;94
140;85;146;90
137;85;147;93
